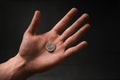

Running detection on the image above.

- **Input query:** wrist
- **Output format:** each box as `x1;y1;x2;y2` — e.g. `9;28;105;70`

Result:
0;54;32;80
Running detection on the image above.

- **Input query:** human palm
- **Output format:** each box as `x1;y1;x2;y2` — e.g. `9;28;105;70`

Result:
18;8;90;73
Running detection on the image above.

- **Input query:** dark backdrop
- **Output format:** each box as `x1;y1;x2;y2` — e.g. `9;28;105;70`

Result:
0;0;120;80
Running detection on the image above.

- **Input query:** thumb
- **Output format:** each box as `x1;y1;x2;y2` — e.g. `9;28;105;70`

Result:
26;10;41;35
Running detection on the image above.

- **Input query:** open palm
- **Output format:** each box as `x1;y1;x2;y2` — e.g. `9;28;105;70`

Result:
18;8;90;73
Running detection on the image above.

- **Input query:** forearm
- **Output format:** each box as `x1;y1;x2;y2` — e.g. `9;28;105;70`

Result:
0;54;31;80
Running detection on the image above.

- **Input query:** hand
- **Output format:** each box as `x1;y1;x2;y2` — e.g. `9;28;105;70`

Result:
18;8;90;73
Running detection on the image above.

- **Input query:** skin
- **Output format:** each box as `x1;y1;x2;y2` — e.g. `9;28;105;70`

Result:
0;8;90;80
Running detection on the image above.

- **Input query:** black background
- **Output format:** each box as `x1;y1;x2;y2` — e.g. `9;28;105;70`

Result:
0;0;120;80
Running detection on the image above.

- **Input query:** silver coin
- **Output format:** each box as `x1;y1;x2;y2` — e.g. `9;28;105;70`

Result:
46;42;56;52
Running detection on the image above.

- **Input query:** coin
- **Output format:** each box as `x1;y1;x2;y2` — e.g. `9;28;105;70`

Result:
46;42;56;52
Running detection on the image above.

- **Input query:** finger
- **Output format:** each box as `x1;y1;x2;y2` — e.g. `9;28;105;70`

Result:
52;8;78;33
60;13;89;41
26;10;41;35
64;41;87;57
64;24;90;48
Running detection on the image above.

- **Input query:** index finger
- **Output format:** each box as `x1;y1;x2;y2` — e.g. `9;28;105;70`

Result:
52;8;78;34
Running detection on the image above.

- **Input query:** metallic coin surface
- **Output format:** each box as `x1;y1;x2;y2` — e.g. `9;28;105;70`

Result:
46;42;56;52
